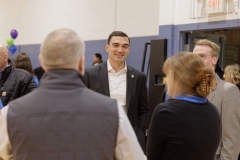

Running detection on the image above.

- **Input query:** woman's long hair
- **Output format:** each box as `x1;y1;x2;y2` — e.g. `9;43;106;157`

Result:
14;52;34;75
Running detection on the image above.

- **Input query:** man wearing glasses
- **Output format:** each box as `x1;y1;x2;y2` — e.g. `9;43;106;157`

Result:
193;39;240;160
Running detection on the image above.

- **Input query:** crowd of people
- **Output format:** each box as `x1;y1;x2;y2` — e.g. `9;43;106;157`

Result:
0;28;239;160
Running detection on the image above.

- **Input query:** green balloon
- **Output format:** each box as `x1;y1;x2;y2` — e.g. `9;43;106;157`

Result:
6;37;14;47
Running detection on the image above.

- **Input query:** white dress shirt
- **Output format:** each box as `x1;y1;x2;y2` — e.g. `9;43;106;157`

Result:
0;105;146;160
107;60;127;113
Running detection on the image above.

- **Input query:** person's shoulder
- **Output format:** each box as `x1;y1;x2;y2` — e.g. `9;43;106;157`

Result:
154;100;177;112
206;100;220;115
152;101;183;122
219;79;238;91
34;66;44;72
83;88;119;114
86;62;106;72
224;82;240;96
155;99;198;112
12;68;32;76
9;68;33;82
127;65;146;76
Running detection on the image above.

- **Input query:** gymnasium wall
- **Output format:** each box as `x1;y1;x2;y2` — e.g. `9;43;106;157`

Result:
0;0;159;69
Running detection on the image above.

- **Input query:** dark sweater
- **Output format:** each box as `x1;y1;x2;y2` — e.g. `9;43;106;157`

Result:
147;99;220;160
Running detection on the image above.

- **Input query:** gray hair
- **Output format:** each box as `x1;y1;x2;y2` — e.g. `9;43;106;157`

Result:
40;28;85;70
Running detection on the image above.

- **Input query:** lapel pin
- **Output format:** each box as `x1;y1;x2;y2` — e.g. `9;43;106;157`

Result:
131;75;134;78
2;92;6;96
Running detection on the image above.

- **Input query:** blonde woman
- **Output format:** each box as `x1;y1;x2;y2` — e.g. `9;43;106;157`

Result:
224;63;240;90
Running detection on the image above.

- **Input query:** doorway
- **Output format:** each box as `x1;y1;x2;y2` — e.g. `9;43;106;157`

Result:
182;28;240;70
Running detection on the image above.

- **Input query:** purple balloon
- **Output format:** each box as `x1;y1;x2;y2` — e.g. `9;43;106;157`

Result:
10;29;18;39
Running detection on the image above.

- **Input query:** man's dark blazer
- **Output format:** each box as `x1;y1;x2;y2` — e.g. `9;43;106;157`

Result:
84;61;149;150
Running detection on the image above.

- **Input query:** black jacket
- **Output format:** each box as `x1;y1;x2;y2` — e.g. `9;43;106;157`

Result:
0;59;36;106
84;62;149;151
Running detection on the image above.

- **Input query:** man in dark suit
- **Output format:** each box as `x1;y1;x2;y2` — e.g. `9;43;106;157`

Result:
84;31;149;151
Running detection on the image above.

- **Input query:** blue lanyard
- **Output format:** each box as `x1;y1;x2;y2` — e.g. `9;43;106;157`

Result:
0;99;3;109
166;95;207;104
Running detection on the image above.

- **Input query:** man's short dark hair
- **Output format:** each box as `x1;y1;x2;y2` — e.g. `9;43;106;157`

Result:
94;53;102;60
107;31;130;45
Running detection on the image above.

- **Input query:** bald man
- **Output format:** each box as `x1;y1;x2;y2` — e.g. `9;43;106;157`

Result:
0;29;146;160
0;44;36;106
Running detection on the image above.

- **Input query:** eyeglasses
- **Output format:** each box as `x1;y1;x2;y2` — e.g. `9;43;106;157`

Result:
197;54;212;60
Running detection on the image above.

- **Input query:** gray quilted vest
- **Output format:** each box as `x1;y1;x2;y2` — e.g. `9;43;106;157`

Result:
6;70;119;160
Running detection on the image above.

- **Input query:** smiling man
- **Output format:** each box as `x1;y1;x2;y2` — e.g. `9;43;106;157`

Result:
193;39;240;160
84;31;149;152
